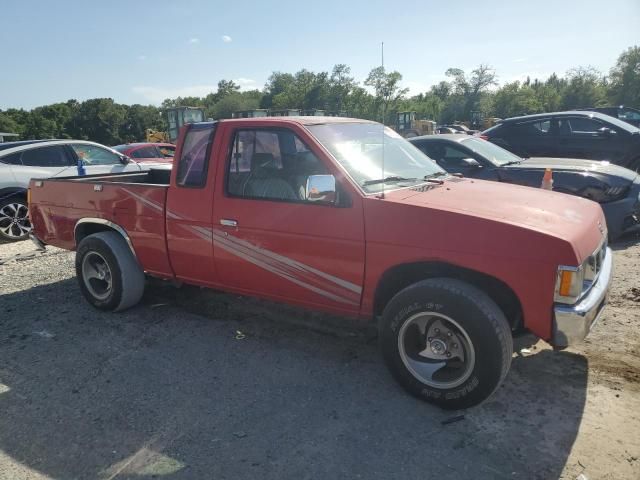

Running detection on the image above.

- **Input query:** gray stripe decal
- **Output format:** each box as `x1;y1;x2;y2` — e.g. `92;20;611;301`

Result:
211;229;362;294
212;231;359;306
113;190;360;305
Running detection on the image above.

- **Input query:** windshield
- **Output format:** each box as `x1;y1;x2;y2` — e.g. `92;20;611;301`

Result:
461;137;522;166
307;123;445;194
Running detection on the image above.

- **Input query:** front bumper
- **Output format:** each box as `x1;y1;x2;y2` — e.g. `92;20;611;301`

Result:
552;246;613;348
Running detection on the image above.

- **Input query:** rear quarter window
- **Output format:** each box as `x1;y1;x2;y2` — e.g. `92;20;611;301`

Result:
176;124;216;187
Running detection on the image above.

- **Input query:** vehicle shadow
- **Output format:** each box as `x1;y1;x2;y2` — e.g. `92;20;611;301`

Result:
0;279;588;480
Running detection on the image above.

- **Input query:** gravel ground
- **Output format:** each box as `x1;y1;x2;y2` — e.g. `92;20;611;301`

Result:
0;235;639;480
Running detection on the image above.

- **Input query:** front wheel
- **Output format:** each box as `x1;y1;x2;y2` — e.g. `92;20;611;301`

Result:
379;278;512;410
76;231;145;311
0;197;30;243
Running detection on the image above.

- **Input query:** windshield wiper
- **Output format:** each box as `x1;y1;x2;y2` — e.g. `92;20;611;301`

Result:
423;171;448;183
424;171;448;179
363;176;417;186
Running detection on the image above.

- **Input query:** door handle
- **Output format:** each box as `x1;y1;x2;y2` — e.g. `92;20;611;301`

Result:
219;219;238;227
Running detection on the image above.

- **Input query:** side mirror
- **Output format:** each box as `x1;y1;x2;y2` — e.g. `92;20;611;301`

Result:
306;174;336;204
597;127;616;137
119;154;130;164
462;158;482;168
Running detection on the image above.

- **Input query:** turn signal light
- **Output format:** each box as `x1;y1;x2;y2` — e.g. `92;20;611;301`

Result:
558;270;574;297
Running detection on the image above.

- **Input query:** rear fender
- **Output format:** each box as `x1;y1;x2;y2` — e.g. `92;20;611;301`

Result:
74;218;137;260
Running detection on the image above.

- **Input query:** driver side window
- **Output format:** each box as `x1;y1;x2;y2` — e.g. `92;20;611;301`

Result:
420;142;472;169
71;144;121;165
227;128;328;202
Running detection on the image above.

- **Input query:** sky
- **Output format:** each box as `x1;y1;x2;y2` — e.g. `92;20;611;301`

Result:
1;0;638;110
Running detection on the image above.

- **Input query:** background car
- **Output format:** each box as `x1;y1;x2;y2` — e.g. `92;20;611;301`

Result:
441;124;479;135
410;134;640;240
0;139;163;243
112;142;175;163
435;126;463;134
481;111;640;171
580;106;640;128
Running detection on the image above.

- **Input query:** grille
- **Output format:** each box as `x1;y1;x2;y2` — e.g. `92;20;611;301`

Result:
584;240;607;284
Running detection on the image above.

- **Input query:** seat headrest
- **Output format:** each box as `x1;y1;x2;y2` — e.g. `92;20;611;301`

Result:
429;144;446;161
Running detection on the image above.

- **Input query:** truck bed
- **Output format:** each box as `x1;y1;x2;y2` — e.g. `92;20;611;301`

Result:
29;168;174;277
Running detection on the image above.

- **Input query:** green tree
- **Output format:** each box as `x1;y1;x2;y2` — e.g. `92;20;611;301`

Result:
560;66;607;109
608;46;640;106
364;66;409;124
261;72;295;109
328;64;356;112
120;104;164;142
0;112;20;135
444;64;497;120
68;98;127;145
492;82;541;118
212;92;260;119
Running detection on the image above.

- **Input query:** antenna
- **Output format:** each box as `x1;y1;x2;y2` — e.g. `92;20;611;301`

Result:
380;41;385;199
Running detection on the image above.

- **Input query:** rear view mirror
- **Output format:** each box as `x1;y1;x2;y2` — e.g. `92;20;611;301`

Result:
306;175;336;204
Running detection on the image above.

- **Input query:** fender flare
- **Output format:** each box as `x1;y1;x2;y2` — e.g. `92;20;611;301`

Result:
74;218;138;259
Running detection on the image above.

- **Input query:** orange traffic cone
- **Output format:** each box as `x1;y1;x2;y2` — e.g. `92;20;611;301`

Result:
541;168;553;191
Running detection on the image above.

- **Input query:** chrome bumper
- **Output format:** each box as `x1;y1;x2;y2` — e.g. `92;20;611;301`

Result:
552;247;613;348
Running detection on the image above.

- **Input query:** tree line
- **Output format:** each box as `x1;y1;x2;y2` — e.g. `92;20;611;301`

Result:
1;46;638;146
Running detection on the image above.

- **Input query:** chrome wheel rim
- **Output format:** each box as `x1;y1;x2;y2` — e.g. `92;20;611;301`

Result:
82;252;113;300
0;202;31;239
398;312;475;389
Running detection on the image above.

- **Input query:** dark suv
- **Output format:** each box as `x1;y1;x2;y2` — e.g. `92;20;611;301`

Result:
482;111;640;171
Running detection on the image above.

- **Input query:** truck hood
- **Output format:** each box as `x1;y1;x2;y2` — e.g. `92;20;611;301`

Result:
380;177;605;263
513;157;637;183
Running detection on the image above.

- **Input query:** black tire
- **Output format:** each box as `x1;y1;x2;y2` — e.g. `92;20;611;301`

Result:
0;196;30;243
379;278;512;410
75;231;145;312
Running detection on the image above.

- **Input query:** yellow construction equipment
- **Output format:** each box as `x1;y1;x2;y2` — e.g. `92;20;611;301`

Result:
395;112;436;138
145;129;169;143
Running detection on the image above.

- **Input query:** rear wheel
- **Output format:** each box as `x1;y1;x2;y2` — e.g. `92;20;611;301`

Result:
75;231;145;311
0;196;30;243
379;278;513;410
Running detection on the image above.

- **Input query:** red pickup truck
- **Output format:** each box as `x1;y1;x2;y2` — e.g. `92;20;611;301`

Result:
29;117;612;409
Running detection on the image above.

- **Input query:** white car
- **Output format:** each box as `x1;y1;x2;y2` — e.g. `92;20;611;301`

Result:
0;139;169;243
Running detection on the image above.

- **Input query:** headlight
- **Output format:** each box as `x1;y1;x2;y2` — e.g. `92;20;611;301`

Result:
554;265;585;304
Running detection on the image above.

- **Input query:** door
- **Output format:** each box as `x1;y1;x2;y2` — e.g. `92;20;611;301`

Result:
211;123;366;315
555;116;624;161
509;118;555;157
69;143;142;175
